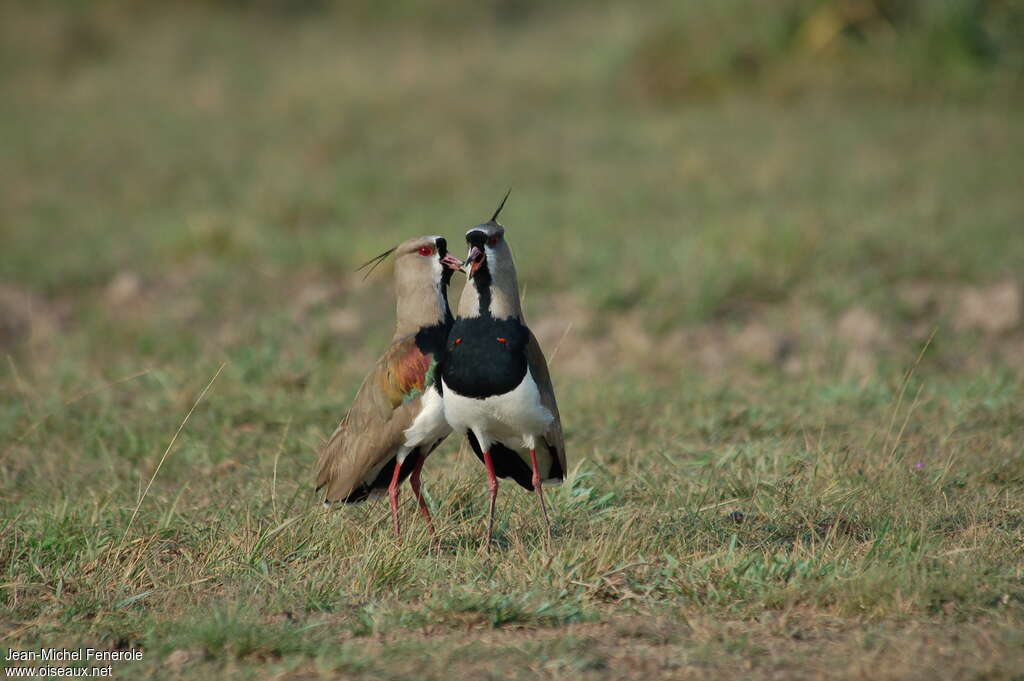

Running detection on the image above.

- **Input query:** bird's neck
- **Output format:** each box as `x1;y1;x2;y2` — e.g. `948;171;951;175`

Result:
457;256;523;322
394;277;451;339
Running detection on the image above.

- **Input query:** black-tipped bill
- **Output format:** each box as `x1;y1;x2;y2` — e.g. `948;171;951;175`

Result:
466;245;485;277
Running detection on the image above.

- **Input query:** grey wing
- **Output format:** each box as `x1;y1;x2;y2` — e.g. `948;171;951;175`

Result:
526;330;567;478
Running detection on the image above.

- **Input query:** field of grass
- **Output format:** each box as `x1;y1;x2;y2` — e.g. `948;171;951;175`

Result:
2;3;1023;679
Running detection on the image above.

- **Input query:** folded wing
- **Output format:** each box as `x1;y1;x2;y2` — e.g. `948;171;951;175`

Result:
316;336;437;503
526;330;566;480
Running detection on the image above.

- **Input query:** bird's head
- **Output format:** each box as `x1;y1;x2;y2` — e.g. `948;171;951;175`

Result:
456;189;523;321
464;189;511;280
358;235;463;287
358;235;464;337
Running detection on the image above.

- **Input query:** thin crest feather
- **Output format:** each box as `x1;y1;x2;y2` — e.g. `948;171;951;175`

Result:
356;246;396;280
490;187;512;223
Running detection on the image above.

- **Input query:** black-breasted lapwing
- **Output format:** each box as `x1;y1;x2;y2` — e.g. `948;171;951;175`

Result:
441;194;567;547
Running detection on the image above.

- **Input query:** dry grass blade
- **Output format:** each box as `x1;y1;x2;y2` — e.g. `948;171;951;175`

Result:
271;417;292;519
546;321;574;367
120;362;227;543
882;328;936;455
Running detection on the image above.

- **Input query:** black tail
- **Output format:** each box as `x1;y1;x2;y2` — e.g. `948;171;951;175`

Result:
341;449;423;504
466;432;534;491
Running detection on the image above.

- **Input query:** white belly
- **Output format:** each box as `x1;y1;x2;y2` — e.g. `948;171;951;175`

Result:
442;369;553;452
400;386;450;461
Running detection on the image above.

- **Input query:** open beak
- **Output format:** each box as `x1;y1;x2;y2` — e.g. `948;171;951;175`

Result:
466;246;484;278
440;253;464;272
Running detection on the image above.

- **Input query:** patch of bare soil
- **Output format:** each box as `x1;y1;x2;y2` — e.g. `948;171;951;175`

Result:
837;306;890;377
955;280;1021;335
0;282;62;348
35;269;1024;384
103;268;204;326
530;279;1024;382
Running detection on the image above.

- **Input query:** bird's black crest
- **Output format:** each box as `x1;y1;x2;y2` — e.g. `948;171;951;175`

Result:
490;187;512;224
355;246;396;280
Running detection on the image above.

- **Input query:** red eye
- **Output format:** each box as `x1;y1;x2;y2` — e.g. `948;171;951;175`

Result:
418;246;435;257
487;235;500;247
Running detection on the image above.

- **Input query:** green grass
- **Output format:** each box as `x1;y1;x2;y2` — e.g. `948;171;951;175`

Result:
2;3;1024;679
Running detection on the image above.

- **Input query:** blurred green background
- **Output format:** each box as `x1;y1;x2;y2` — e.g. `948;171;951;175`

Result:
3;0;1023;375
3;1;1022;315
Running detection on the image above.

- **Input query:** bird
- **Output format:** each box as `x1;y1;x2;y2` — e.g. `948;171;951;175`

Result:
440;192;567;546
316;235;463;537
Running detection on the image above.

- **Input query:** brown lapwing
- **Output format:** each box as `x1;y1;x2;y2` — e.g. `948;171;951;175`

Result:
316;235;462;537
440;194;567;547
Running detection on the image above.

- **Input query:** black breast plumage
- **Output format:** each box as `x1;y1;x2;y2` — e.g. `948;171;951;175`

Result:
441;316;529;399
414;320;451;392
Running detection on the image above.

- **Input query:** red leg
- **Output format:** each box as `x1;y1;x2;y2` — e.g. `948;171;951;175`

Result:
481;449;499;549
387;459;403;538
409;455;435;537
530;449;552;539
